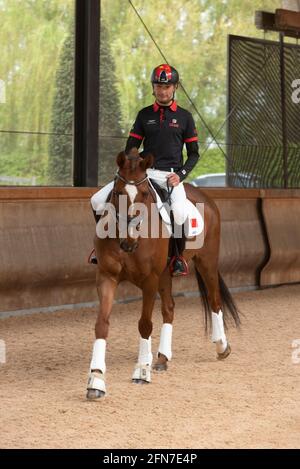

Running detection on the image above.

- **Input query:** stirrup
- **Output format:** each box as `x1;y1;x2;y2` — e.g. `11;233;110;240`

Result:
169;255;189;277
88;248;98;265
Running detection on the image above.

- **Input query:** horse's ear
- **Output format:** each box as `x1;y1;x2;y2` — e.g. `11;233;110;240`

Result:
116;151;127;168
140;153;154;171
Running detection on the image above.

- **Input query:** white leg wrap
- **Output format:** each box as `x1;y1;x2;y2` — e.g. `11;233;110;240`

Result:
158;323;173;361
132;337;152;382
138;337;153;366
90;339;106;374
211;310;227;353
87;371;106;393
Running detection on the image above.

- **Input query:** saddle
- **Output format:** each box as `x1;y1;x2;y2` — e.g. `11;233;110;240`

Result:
149;179;170;204
148;179;204;265
99;180;204;240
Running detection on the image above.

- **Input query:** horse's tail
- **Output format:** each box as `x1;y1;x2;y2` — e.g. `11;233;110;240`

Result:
194;269;241;332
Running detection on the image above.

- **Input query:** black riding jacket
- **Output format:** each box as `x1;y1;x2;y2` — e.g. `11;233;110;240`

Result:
125;101;200;181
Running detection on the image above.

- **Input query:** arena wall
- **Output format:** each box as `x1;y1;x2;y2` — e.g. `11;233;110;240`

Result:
0;187;299;315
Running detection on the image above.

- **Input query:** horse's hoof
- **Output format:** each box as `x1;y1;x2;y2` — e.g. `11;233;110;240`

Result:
86;389;105;400
217;343;231;360
132;379;149;385
153;362;168;372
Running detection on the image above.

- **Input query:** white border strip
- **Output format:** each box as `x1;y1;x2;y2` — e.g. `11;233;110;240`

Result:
0;287;259;319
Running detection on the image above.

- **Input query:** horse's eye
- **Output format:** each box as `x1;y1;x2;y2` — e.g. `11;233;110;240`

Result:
141;191;148;197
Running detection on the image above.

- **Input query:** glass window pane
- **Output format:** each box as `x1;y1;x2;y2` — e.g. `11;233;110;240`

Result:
0;0;75;186
100;0;279;187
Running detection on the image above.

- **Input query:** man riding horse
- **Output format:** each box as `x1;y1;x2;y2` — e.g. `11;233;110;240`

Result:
89;64;200;276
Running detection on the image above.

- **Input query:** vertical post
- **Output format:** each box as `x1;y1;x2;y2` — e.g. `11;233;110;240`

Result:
74;0;100;187
279;32;288;189
226;35;232;187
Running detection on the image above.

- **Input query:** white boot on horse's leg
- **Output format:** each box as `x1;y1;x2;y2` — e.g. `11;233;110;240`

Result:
211;310;231;360
132;337;153;384
86;339;107;399
153;323;173;372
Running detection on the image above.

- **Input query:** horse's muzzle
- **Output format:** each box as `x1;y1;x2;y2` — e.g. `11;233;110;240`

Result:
120;239;139;253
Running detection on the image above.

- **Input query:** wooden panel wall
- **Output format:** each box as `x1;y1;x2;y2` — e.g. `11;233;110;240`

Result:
1;188;300;314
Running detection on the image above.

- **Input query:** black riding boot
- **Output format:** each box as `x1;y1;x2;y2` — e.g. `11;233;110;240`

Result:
88;209;101;265
169;224;189;277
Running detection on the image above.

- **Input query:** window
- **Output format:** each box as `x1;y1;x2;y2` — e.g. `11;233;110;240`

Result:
0;0;75;186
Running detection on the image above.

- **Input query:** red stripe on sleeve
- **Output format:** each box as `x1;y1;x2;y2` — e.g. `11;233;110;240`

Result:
184;137;198;143
129;132;143;140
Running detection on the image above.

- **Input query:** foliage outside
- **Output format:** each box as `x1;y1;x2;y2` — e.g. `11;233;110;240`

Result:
0;0;278;186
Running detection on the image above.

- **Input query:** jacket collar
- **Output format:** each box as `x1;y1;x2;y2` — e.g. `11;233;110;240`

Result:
153;100;177;112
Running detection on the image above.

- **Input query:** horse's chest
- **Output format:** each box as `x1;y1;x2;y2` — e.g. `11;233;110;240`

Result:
122;260;152;284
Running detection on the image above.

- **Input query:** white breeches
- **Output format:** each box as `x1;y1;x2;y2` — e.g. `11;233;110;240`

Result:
90;170;188;225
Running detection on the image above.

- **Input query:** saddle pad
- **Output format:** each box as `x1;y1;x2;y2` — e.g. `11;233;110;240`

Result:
184;199;204;237
149;183;204;237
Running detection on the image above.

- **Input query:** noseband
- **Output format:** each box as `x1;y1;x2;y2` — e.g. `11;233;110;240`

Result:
114;170;148;187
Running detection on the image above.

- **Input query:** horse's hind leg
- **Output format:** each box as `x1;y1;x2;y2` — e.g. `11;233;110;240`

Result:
194;253;231;360
153;268;174;372
86;275;117;399
132;275;158;384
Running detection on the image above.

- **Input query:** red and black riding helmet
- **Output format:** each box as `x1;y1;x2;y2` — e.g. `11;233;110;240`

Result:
150;64;179;85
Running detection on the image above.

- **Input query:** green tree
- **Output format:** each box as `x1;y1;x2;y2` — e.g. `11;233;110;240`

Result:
98;21;124;184
0;0;282;185
48;24;74;185
0;0;74;184
48;20;123;185
101;0;278;180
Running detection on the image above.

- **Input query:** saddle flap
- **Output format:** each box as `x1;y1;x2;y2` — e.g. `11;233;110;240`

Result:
149;179;169;203
184;199;204;237
148;181;203;237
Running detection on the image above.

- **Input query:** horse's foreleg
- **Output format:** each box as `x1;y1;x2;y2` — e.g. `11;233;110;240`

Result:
132;276;158;384
153;268;174;372
86;276;117;399
194;256;231;360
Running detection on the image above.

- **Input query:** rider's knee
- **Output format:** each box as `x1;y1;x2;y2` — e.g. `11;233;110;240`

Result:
91;192;101;211
172;202;187;225
91;182;113;212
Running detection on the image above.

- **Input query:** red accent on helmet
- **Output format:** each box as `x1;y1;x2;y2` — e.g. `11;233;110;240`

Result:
151;64;179;85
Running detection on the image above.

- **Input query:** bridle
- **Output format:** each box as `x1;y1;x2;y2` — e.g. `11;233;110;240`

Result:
111;170;154;231
110;169;173;240
113;170;149;187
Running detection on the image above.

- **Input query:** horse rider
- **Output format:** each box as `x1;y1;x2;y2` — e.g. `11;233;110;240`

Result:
89;63;200;276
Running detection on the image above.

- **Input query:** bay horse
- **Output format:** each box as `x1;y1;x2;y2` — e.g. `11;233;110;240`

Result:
86;148;240;399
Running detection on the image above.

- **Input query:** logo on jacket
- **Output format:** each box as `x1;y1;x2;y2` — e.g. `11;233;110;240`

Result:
169;118;179;128
147;119;157;125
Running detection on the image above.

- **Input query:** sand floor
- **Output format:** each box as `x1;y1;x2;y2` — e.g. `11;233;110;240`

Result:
0;284;300;449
